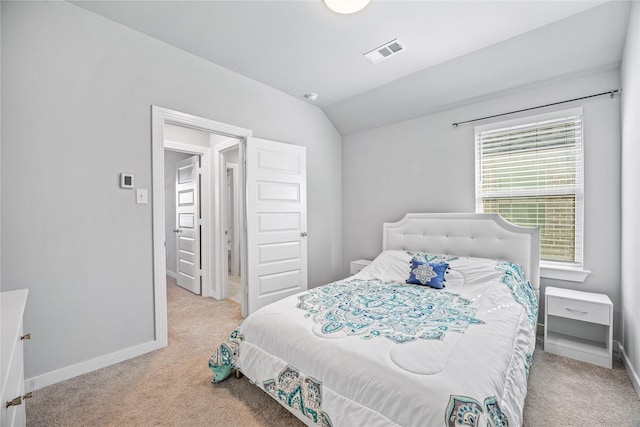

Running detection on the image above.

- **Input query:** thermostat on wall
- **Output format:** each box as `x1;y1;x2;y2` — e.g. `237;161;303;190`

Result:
120;173;134;189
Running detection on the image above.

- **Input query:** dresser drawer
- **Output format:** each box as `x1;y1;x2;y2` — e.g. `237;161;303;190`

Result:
1;289;29;427
547;295;610;325
1;346;25;427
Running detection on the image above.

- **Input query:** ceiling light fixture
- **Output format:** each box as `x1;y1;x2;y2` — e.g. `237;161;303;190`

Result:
324;0;371;14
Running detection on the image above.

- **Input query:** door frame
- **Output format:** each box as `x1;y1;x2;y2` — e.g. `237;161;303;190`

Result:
151;106;251;348
213;140;245;312
226;162;240;277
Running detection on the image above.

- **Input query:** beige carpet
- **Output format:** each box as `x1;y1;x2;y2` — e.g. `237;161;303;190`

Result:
26;277;300;427
27;279;640;426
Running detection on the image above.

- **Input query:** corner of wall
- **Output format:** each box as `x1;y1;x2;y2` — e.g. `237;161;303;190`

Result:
619;341;640;398
620;0;640;399
1;1;3;293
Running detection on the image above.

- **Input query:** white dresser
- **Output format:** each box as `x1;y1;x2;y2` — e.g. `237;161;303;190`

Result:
1;289;29;427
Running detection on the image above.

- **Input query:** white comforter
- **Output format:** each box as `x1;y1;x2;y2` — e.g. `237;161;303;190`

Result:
210;250;538;427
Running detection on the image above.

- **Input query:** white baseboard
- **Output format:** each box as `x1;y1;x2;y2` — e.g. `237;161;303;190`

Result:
617;340;640;399
166;269;177;279
25;340;159;392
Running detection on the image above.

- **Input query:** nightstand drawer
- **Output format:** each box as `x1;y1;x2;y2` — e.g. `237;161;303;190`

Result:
547;296;610;325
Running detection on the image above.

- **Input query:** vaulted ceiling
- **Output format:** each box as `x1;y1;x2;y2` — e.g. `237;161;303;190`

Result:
72;1;631;135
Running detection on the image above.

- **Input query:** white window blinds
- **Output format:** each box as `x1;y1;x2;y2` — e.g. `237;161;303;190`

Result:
475;108;584;265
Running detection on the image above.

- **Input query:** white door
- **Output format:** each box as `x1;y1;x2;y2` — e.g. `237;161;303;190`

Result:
175;155;201;294
246;138;307;314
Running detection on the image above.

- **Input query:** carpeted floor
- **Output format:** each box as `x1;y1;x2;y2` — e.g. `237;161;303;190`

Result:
525;338;640;426
26;278;640;426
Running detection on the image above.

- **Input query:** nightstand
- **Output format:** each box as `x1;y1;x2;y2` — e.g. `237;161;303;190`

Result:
350;259;372;275
544;287;613;368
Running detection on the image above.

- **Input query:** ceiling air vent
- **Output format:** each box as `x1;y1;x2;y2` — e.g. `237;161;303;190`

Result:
364;38;405;63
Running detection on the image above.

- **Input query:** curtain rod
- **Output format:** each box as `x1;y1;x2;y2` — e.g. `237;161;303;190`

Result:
452;89;621;127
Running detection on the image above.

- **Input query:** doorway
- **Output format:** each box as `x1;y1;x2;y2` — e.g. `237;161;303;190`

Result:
163;124;245;302
213;140;244;309
152;107;309;349
152;106;252;349
163;122;214;298
164;149;200;293
225;154;241;305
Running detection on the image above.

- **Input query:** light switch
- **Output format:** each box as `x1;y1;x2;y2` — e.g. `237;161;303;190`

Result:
136;189;148;204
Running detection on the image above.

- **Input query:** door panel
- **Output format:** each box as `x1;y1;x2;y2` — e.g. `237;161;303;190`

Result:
246;138;307;314
257;182;300;201
258;242;300;263
257;212;300;232
259;270;302;294
175;155;201;294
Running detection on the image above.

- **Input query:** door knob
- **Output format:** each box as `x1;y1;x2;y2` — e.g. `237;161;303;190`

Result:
173;229;182;234
300;232;308;237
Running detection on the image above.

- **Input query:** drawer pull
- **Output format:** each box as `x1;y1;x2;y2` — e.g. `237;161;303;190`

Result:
566;308;588;315
6;396;22;408
21;333;31;341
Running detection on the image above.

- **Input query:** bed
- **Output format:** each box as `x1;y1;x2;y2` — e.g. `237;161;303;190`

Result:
209;213;540;427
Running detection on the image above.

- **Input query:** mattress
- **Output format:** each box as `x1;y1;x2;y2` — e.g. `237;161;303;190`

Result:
209;250;538;427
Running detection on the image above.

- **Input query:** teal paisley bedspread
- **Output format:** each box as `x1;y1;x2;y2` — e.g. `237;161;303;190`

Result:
296;278;484;343
208;253;537;427
209;261;536;379
208;328;243;383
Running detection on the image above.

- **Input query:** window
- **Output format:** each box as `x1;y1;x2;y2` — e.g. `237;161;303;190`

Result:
475;108;584;269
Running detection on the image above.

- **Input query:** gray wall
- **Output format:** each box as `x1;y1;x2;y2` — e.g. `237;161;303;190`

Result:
0;2;2;296
164;150;192;275
1;1;342;380
343;68;622;338
621;1;640;394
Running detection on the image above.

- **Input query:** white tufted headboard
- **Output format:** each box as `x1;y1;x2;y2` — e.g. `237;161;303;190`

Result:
383;213;540;291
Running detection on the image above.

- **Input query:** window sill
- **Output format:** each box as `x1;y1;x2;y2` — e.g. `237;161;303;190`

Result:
540;263;590;282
